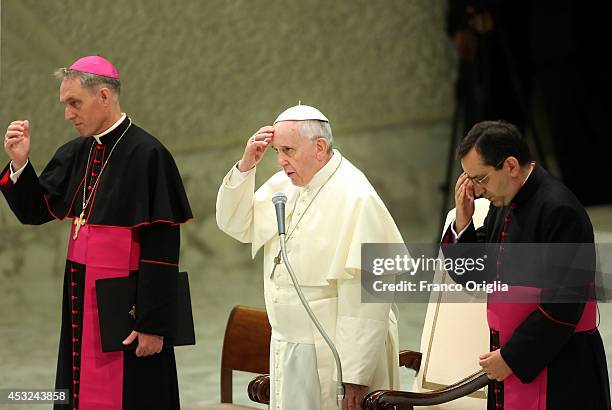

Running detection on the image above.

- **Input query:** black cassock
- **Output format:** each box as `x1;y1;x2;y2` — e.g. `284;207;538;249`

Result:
442;164;610;410
0;116;192;410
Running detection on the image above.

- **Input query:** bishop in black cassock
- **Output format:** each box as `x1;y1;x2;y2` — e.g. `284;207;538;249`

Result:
442;120;610;410
1;56;192;410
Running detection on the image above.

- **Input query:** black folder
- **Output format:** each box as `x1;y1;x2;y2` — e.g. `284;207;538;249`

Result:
95;271;196;352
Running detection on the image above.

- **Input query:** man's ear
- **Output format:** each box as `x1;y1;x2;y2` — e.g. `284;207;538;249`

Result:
315;137;329;160
505;156;521;177
99;87;112;106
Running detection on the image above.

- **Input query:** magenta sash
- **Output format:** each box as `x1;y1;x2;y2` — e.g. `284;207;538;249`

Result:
487;286;597;410
67;221;140;410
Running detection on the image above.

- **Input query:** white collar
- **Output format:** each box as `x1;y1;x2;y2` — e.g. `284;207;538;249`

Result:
521;161;536;186
93;113;127;144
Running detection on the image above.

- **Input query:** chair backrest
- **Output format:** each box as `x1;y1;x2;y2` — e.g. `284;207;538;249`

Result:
220;305;271;403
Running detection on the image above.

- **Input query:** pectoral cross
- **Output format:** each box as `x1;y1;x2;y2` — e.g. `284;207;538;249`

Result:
129;305;136;319
73;211;86;240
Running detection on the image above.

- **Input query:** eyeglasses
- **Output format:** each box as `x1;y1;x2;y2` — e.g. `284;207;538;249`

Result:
468;158;506;186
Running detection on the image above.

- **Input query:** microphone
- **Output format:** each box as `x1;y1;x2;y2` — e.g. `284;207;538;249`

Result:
270;194;344;409
272;192;287;235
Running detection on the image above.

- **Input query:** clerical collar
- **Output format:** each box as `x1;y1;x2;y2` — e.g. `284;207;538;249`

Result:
93;113;127;144
303;149;342;191
511;162;543;207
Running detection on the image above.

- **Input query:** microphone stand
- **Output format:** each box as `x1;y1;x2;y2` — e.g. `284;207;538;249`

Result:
278;232;345;410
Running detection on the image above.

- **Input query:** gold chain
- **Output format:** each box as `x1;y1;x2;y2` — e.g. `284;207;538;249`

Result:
80;120;132;217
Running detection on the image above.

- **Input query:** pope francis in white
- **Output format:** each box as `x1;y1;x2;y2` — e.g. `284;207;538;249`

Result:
216;105;403;410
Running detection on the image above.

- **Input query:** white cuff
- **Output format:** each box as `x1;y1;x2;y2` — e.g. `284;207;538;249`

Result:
450;218;471;242
225;162;254;187
9;160;29;183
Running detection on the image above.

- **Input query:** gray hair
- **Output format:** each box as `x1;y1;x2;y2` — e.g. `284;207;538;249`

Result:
54;68;121;97
298;120;334;153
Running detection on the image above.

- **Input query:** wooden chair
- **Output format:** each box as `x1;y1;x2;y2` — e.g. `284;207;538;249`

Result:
246;347;488;409
186;305;272;409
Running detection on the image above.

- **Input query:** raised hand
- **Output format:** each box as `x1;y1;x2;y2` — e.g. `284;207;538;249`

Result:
455;172;475;232
4;120;31;170
237;126;273;172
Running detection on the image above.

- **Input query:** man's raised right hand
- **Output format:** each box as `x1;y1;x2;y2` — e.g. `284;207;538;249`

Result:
454;172;475;233
236;126;273;172
4;120;31;170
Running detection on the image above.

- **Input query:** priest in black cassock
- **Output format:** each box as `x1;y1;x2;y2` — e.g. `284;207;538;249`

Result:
1;56;192;410
441;120;610;410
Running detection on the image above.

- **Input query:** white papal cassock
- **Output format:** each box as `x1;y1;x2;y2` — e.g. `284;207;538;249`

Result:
216;150;403;409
